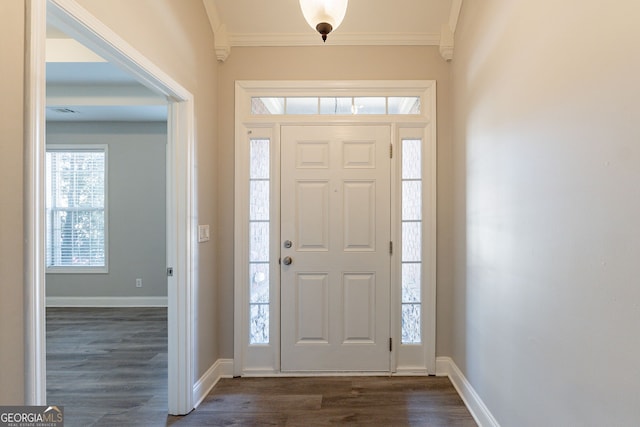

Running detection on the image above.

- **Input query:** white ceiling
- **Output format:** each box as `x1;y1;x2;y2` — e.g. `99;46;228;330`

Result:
47;62;137;85
205;0;462;60
46;0;462;122
46;27;167;122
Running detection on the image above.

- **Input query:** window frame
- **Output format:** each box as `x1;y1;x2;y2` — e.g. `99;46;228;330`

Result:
45;144;109;274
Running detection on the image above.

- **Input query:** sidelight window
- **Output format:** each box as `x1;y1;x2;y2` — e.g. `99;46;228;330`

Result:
249;138;270;344
401;139;422;344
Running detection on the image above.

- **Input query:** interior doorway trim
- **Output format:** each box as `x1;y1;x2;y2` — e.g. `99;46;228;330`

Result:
25;0;196;415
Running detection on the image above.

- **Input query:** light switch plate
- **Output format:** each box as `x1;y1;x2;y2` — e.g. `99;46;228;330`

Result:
198;225;210;242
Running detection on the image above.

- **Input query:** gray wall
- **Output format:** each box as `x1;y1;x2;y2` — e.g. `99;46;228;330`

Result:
46;121;167;298
451;0;640;425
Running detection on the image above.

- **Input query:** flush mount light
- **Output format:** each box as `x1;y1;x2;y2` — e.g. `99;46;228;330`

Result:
299;0;348;42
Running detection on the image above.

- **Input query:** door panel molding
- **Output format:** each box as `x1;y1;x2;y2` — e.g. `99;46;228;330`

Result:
280;125;391;372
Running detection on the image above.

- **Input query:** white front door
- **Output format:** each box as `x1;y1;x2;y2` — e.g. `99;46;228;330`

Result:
280;125;391;372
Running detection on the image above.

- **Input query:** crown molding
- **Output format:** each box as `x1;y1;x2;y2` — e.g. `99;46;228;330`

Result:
203;0;230;61
214;24;231;62
449;0;463;33
439;25;454;61
439;0;463;61
229;32;441;47
204;0;462;61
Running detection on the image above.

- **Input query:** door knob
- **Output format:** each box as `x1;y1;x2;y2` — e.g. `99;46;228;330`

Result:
282;256;293;265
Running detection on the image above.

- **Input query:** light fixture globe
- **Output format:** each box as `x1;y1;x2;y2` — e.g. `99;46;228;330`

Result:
299;0;348;42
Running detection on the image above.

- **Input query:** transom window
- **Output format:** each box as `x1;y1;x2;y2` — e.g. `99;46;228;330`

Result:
46;146;107;272
251;96;420;115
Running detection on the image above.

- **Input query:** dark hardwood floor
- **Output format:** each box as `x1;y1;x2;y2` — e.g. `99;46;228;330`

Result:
47;308;477;426
46;307;168;426
168;376;478;427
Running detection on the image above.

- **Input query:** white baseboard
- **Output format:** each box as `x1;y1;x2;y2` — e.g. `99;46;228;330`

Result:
46;296;168;307
436;357;500;427
193;359;234;408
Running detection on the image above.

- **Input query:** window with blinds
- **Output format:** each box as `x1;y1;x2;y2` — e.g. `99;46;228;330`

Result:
46;146;107;272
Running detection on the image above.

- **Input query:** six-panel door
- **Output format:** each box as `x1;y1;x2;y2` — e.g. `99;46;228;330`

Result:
280;125;391;372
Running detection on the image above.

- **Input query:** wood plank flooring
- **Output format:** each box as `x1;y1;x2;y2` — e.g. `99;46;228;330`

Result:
168;377;478;427
47;308;477;426
46;307;168;426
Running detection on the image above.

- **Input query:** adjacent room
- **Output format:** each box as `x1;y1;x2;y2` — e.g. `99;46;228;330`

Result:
44;24;170;424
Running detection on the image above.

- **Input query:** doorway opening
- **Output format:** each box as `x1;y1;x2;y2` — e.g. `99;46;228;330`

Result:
25;0;196;415
233;81;437;376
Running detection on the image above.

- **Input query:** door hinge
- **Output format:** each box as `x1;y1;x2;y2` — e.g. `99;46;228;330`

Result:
389;241;393;255
167;267;173;277
390;144;393;158
389;337;393;352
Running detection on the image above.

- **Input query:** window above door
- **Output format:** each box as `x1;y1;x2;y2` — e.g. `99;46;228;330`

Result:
251;96;421;115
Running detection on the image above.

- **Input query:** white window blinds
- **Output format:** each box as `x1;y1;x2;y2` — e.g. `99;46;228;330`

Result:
46;147;107;271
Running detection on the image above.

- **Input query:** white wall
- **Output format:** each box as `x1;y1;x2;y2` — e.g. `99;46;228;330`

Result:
46;122;167;299
452;0;640;425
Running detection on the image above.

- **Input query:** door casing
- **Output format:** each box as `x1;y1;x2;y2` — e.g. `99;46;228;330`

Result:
234;81;437;376
25;0;196;414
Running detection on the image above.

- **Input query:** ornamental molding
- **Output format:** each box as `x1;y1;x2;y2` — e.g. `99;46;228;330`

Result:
204;0;464;62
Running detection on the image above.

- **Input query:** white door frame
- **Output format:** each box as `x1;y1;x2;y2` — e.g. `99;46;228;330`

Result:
24;0;196;414
234;80;437;376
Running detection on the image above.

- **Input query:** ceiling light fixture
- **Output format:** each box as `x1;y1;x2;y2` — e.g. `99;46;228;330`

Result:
299;0;348;43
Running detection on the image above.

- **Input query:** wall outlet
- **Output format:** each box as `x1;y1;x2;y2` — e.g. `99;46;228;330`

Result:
136;278;142;288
